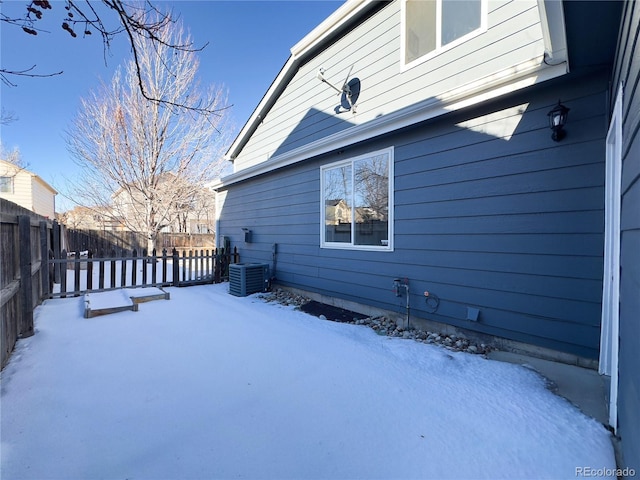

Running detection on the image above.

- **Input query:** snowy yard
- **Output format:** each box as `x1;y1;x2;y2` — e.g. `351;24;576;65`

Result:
1;283;616;479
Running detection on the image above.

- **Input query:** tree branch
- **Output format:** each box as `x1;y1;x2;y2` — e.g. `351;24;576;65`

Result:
1;108;18;125
1;0;231;115
0;65;63;86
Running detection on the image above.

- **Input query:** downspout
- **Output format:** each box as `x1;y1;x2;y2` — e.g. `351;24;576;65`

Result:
537;0;569;70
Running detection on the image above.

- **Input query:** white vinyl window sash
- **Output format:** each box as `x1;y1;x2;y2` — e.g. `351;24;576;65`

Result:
402;0;486;67
321;147;393;251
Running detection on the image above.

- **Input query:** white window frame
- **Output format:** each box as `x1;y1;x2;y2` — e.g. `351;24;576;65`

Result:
599;83;623;432
401;0;488;70
0;176;14;194
320;147;394;252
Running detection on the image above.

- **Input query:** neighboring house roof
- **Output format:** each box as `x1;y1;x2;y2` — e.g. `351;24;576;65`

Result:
0;159;57;217
62;205;125;230
0;159;58;195
219;0;571;189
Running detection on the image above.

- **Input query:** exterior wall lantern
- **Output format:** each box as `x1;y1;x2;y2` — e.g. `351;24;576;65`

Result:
547;100;570;141
242;228;252;243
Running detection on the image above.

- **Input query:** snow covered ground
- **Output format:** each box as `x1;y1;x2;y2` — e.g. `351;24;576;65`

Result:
1;283;616;479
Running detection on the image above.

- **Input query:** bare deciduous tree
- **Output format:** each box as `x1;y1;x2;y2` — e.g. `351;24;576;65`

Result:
1;108;18;126
1;0;225;114
66;16;230;254
0;143;26;169
174;186;216;233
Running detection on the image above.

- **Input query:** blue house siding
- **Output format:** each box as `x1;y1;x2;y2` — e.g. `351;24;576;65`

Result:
612;0;640;470
218;68;609;360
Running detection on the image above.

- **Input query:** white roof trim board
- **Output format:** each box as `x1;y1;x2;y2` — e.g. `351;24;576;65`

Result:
290;0;372;59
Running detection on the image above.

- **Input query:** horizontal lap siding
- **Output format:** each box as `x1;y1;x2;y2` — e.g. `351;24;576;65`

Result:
612;0;640;471
235;0;547;171
219;70;609;360
31;179;55;218
219;164;321;258
390;74;608;358
0;170;33;214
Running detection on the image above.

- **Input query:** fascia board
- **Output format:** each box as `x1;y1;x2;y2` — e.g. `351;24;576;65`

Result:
215;60;567;190
290;0;372;58
32;174;58;195
224;56;298;162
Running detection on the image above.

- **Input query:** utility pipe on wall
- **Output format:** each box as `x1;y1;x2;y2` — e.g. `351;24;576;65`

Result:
393;278;410;330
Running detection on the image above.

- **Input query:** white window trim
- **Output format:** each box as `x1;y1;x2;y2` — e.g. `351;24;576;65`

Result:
401;0;488;71
0;176;14;194
320;147;394;252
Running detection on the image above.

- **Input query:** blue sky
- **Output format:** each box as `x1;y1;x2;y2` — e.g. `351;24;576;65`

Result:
1;0;342;211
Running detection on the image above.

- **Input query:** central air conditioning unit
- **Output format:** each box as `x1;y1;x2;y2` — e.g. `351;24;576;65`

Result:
228;263;270;297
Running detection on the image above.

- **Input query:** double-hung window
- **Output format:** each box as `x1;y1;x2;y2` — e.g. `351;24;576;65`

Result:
321;147;393;251
403;0;486;66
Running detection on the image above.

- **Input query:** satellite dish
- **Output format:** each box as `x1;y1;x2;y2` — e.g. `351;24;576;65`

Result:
317;66;359;113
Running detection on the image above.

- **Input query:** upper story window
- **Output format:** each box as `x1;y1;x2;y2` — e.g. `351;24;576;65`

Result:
403;0;486;66
0;176;14;193
321;147;394;251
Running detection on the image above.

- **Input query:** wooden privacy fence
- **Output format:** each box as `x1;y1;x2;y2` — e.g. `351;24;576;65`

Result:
1;200;61;369
65;229;216;255
50;247;240;298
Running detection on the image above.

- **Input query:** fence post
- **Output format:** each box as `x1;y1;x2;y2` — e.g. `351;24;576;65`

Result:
60;249;68;298
214;248;221;284
205;249;212;283
156;249;161;285
74;250;81;296
200;249;204;281
185;250;191;283
159;249;165;285
110;249;116;288
142;249;148;285
87;251;93;291
132;249;138;286
121;250;127;287
99;249;105;290
18;216;34;338
48;248;54;294
39;220;50;299
53;220;61;283
172;248;180;286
